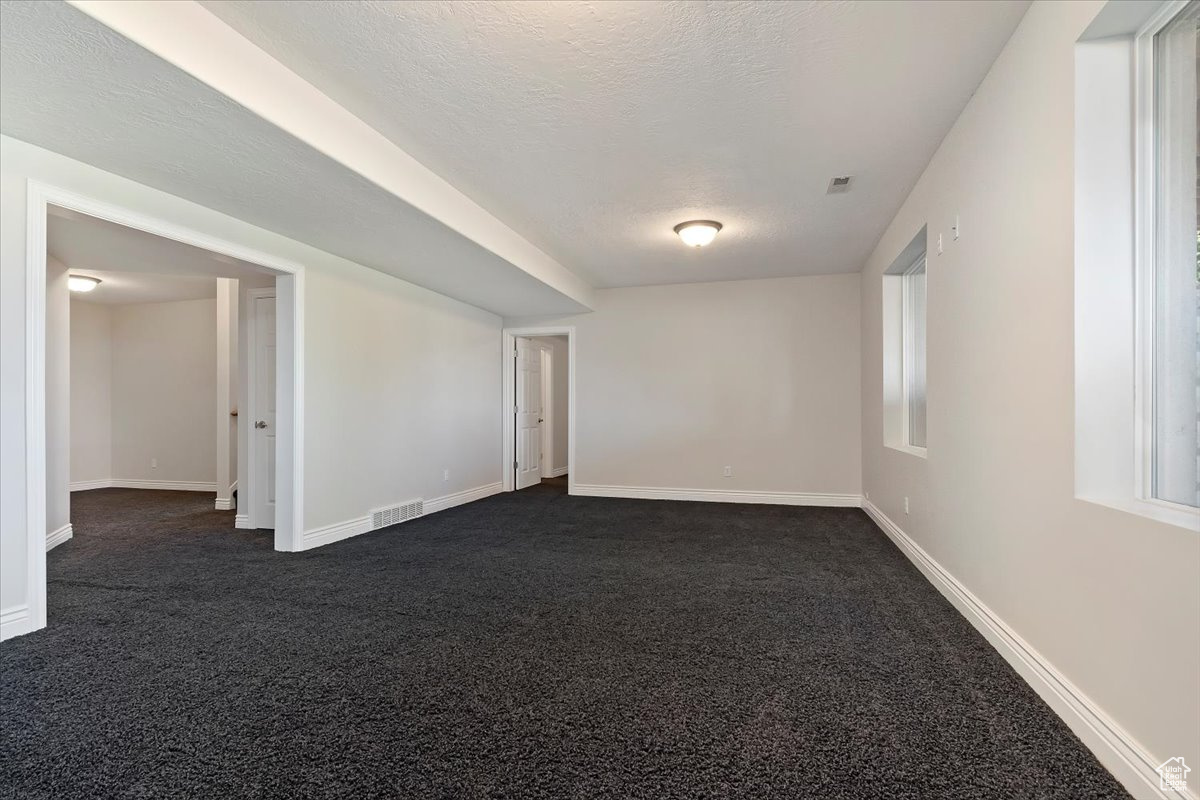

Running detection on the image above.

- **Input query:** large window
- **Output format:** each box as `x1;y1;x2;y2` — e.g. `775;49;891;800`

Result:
1147;1;1198;508
1075;0;1198;528
902;255;928;450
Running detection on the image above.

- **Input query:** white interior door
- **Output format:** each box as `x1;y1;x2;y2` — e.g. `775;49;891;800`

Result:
515;337;542;489
540;347;554;478
253;295;276;528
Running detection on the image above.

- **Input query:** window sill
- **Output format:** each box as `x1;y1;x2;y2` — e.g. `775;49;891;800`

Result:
1077;494;1200;531
885;443;928;459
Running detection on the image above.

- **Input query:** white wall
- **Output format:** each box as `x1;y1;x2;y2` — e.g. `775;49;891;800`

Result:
510;274;862;498
110;298;218;484
69;300;113;484
69;297;221;487
2;135;504;629
859;0;1198;782
302;264;500;531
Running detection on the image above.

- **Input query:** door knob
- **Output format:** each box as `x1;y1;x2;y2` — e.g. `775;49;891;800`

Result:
255;420;268;429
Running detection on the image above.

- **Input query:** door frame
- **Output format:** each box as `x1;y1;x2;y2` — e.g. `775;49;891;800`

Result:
23;181;306;634
501;326;575;494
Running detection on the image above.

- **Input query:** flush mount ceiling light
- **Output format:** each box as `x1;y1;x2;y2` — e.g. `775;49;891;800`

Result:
673;220;722;247
68;275;101;293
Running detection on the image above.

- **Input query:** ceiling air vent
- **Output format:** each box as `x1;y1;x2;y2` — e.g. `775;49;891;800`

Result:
370;498;424;531
826;175;854;194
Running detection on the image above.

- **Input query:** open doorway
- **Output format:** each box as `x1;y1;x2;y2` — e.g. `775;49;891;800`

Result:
502;326;574;494
50;207;284;538
23;183;305;635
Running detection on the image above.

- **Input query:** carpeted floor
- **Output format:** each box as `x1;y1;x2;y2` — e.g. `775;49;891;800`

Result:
0;484;1129;799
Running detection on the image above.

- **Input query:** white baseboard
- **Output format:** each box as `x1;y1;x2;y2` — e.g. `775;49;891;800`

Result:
46;523;72;551
234;514;253;530
424;481;503;514
214;497;234;511
0;605;32;641
572;483;862;507
113;479;217;492
301;516;371;550
70;479;217;492
70;478;112;492
861;500;1187;800
301;481;505;551
545;466;569;478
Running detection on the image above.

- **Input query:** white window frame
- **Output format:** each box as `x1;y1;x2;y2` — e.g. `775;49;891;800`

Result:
901;254;928;454
1133;0;1197;515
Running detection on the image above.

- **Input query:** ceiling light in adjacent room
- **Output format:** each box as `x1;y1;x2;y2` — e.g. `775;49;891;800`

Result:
68;275;101;293
673;220;722;247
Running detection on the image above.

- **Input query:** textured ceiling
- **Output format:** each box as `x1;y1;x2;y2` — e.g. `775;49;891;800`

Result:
49;208;271;305
0;0;588;317
202;0;1030;288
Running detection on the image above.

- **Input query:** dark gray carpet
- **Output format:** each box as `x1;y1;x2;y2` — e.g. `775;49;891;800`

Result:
1;485;1128;799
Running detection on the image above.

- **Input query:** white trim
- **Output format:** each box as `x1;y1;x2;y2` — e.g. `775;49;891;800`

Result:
69;479;112;492
549;466;569;478
25;183;48;635
214;497;234;511
884;443;928;459
46;524;72;551
274;274;304;552
301;516;371;550
0;606;32;641
23;181;306;640
502;326;575;496
424;481;503;514
114;480;217;492
862;499;1190;800
573;484;862;507
234;514;253;530
300;481;505;551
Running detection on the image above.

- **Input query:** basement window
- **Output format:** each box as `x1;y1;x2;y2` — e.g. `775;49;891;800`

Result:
1075;0;1200;529
903;256;928;449
1146;0;1199;508
883;227;928;457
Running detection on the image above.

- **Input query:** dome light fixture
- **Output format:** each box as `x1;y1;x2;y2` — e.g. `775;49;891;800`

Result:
673;220;722;247
68;275;101;293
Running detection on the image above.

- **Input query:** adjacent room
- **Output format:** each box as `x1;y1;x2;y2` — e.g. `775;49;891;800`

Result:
0;1;1196;799
46;205;289;558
